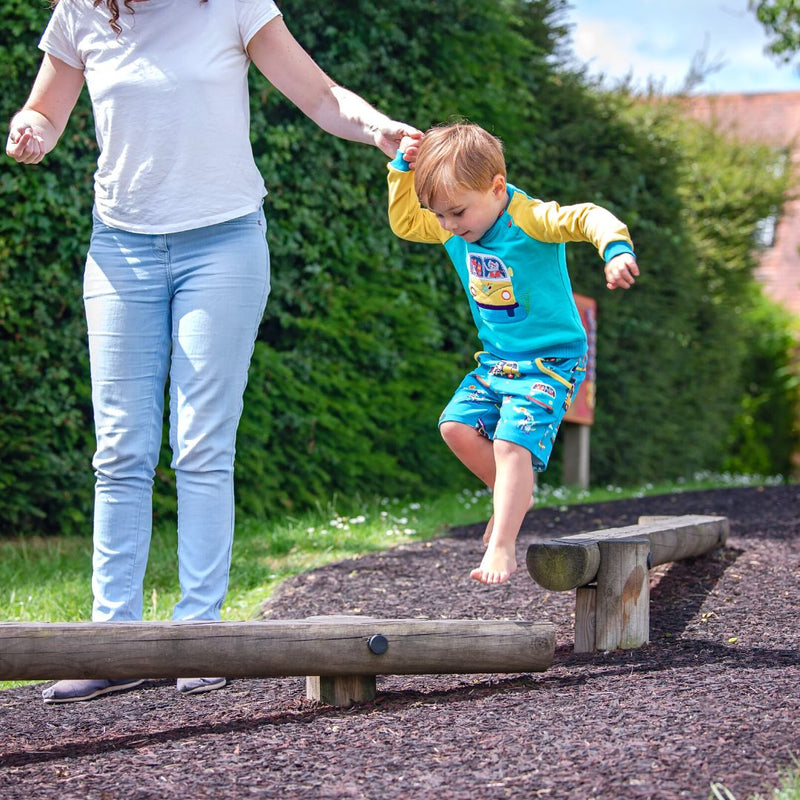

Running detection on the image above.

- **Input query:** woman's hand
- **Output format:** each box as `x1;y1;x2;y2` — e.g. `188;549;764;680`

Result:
5;53;84;166
7;124;47;164
374;124;421;160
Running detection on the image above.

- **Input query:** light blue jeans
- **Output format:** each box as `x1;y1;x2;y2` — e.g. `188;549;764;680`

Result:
83;209;270;622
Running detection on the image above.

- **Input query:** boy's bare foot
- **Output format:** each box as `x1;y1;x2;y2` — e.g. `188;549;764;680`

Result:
482;495;535;547
470;543;517;584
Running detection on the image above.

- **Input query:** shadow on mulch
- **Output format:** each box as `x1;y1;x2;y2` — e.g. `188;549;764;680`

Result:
649;544;744;638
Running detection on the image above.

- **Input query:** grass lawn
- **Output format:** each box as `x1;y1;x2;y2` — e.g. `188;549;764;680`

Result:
0;471;784;626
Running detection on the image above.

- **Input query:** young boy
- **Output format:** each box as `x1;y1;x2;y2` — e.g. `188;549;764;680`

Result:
387;122;639;585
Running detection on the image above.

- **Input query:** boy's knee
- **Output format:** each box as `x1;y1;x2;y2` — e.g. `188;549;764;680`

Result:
439;420;455;441
440;420;471;446
493;438;529;461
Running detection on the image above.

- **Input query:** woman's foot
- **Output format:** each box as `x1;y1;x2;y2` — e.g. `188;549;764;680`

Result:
42;678;144;704
176;677;227;695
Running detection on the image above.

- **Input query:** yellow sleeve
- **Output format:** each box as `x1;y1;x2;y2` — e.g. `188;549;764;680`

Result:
509;192;633;259
387;165;452;245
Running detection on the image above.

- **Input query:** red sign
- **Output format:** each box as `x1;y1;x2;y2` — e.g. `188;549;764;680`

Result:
564;294;596;426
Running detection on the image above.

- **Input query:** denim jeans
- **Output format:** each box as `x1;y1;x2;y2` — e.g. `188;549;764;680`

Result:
83;209;270;622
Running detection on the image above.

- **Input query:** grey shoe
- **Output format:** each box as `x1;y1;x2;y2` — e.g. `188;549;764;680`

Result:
176;677;227;695
42;678;145;704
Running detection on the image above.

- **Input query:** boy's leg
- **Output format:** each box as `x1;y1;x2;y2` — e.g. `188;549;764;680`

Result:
440;421;534;546
467;354;585;585
439;354;584;584
445;354;586;585
470;439;534;584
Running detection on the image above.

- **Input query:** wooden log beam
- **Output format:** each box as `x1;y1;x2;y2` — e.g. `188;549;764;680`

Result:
525;539;601;592
526;515;729;591
0;618;555;682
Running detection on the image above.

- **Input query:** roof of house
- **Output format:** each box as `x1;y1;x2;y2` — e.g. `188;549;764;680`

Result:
684;91;800;317
684;91;800;148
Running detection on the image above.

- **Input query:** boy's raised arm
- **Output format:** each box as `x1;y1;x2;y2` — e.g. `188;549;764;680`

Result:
386;141;448;245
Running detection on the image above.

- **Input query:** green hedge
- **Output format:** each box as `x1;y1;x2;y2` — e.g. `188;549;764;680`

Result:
1;2;96;534
1;0;796;536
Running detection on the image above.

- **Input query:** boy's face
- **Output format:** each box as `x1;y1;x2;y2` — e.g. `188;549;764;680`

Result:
427;175;507;243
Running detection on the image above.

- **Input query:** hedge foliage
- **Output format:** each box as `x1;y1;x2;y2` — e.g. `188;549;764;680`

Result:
1;0;796;536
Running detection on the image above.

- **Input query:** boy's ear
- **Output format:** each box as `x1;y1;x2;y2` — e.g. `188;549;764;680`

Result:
491;174;507;197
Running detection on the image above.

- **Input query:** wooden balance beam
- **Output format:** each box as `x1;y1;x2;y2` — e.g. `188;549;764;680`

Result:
0;617;555;707
525;515;729;653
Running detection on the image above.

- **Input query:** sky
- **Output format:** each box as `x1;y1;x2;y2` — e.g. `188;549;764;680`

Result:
565;0;800;95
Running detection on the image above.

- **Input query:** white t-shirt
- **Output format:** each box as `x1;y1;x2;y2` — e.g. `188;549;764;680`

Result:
40;0;282;234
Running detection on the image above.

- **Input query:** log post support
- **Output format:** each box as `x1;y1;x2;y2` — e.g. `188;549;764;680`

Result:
595;537;650;651
574;585;597;653
306;675;377;706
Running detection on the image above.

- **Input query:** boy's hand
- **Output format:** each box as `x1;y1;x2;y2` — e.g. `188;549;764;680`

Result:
605;253;639;290
375;122;421;159
399;132;423;169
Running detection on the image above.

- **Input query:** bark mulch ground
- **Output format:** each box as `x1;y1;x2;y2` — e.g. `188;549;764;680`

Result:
0;485;798;800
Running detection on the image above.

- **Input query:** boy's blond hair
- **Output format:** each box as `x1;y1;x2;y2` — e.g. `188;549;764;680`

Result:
414;123;506;208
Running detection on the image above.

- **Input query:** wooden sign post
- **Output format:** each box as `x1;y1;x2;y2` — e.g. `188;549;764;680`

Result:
562;294;596;488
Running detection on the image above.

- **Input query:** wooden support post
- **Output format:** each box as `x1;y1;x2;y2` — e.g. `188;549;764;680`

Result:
561;422;591;489
574;585;597;653
595;537;650;651
306;675;377;706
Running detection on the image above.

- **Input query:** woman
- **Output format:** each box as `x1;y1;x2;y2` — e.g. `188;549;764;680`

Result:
7;0;417;703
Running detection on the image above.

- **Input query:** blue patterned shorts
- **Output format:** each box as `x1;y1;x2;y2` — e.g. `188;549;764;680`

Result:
439;351;587;471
